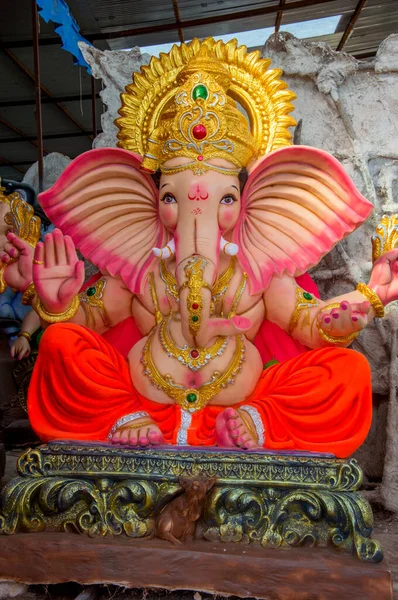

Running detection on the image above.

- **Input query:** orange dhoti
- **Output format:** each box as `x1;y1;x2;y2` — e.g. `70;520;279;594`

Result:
28;323;372;458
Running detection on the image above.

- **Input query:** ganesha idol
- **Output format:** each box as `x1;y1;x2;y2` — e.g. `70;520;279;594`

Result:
2;38;398;456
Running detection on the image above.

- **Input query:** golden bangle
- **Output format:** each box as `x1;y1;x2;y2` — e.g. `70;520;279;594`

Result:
356;282;385;318
316;325;359;345
18;331;32;342
316;302;359;345
36;295;80;323
21;282;36;305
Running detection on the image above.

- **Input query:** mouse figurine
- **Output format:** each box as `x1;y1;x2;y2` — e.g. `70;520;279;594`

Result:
155;476;216;545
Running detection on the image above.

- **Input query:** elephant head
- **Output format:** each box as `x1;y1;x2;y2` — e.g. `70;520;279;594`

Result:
38;145;372;343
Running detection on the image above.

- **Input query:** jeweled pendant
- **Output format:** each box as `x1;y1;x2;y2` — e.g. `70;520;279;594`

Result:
192;124;207;140
192;84;208;101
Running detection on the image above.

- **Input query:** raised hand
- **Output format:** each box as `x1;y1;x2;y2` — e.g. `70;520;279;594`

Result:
368;249;398;307
33;228;85;313
1;232;34;292
317;300;371;339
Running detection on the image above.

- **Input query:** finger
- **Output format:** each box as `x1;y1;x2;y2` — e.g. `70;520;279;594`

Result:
1;252;11;263
44;233;55;268
350;301;371;315
33;243;45;283
18;348;27;360
53;229;67;265
3;242;19;259
73;260;85;286
7;232;30;255
350;312;368;331
64;235;77;265
10;345;16;358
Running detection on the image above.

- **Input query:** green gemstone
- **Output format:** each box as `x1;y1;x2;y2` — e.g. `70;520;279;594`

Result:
186;392;197;403
192;84;208;101
192;315;199;323
303;292;313;300
87;287;96;297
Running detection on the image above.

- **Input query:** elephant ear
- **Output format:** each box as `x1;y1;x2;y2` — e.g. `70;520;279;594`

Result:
39;148;166;295
234;145;373;295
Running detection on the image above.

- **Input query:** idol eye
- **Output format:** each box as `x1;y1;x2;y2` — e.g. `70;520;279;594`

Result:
220;195;236;205
161;193;177;204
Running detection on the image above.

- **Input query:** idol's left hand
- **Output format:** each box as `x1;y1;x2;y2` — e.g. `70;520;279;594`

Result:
368;249;398;306
317;301;371;338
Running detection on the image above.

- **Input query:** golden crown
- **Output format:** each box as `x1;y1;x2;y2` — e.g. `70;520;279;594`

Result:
116;37;296;176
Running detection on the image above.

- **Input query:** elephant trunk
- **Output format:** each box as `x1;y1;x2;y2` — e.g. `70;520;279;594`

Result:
174;210;220;346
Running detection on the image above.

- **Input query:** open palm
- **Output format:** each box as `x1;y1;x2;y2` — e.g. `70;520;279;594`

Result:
33;229;84;313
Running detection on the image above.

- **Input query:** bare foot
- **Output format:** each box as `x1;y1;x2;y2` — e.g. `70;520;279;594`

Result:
216;407;260;450
111;418;164;447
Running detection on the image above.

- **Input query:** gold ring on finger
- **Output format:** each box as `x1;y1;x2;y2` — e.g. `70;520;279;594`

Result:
33;259;44;265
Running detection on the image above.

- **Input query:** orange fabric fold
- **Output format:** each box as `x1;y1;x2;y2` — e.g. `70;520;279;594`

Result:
28;323;372;457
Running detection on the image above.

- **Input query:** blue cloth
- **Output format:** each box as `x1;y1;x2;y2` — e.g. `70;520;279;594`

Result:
35;0;92;73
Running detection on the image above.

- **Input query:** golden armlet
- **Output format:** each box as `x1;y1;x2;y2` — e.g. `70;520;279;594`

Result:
356;282;385;318
316;303;359;345
18;331;32;342
36;295;80;324
288;287;319;335
21;282;36;306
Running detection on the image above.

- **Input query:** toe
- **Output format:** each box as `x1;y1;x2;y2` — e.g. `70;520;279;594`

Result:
225;407;238;420
111;431;121;444
148;428;163;445
128;428;138;446
226;418;238;431
139;427;150;446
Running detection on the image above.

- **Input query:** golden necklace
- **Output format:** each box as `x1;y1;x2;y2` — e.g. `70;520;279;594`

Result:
142;330;246;412
159;314;229;371
160;256;236;307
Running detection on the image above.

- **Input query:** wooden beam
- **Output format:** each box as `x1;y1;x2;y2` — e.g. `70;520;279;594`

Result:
32;0;44;191
172;0;185;43
0;116;49;155
275;0;287;33
337;0;367;51
1;131;100;143
2;48;93;140
0;156;25;174
0;94;100;108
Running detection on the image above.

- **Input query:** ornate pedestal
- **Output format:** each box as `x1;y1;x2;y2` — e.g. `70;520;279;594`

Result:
0;442;382;564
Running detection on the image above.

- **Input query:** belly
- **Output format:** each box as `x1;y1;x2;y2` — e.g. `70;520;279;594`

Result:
128;325;263;406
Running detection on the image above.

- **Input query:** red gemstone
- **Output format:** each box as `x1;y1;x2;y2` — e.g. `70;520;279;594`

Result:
192;124;207;140
197;155;203;161
192;303;199;310
190;349;199;359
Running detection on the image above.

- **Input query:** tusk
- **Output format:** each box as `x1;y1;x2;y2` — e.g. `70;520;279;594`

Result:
220;236;239;256
152;238;175;259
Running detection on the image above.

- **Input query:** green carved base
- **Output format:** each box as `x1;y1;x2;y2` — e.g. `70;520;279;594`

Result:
0;443;383;563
